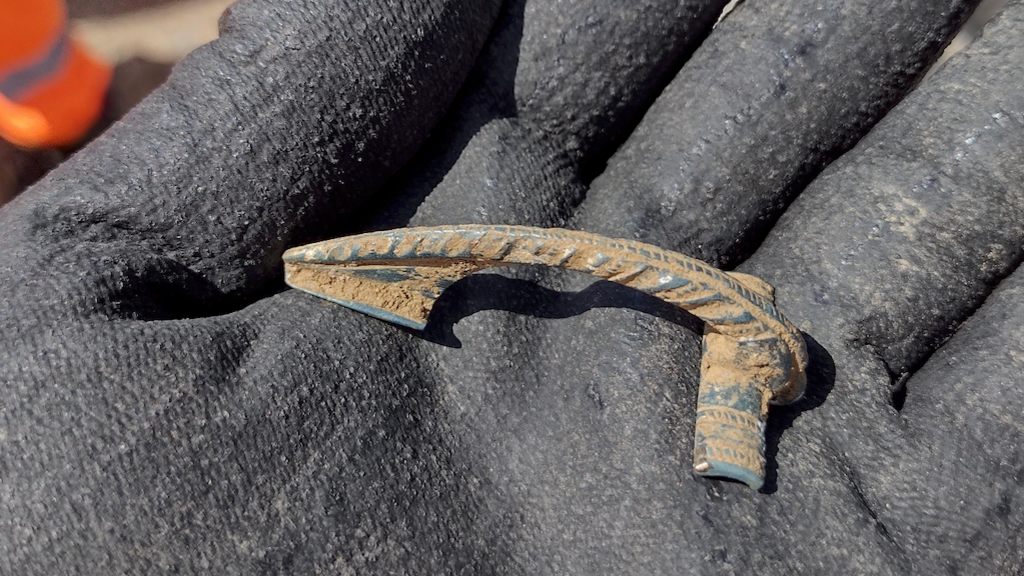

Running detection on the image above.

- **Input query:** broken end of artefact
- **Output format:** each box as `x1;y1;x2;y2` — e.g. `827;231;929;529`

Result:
283;265;429;330
693;458;766;491
283;244;485;330
692;374;770;490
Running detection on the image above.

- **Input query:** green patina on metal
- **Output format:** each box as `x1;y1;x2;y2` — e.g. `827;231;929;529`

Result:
283;225;808;490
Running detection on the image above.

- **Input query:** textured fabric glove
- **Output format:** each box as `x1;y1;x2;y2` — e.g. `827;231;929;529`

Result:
2;0;1021;573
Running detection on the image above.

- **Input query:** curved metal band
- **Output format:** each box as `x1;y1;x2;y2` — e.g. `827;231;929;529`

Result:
283;225;808;489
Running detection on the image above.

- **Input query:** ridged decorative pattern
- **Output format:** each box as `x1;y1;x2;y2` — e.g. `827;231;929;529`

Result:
284;225;809;490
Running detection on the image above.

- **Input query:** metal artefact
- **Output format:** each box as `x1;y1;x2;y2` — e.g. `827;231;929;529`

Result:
283;225;807;490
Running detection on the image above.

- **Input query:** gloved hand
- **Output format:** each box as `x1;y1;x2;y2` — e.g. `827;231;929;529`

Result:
2;0;1021;573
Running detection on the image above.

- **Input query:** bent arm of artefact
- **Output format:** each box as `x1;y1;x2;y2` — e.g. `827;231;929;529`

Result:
283;225;808;490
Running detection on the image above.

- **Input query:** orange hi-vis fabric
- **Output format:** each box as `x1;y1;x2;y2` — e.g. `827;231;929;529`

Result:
0;0;112;148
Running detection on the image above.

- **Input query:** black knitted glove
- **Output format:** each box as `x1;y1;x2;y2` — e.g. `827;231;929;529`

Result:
2;0;1021;573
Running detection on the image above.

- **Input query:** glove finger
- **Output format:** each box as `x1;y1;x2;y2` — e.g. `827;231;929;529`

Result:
746;2;1024;403
889;266;1024;572
737;4;1024;572
361;0;729;229
578;0;979;268
0;0;502;313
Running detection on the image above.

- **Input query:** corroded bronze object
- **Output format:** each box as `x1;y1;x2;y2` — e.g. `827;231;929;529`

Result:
283;225;808;490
